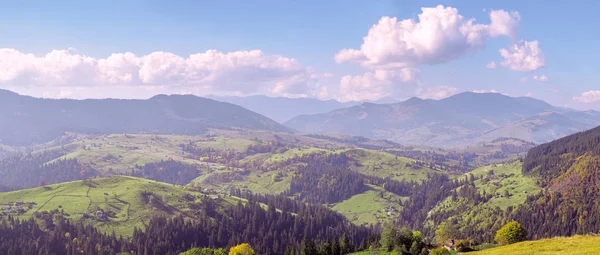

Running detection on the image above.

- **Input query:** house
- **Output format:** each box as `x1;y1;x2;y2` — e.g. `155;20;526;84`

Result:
95;210;104;218
387;212;392;216
444;239;456;251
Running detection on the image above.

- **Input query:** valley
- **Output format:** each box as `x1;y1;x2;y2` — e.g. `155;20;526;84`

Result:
1;91;599;254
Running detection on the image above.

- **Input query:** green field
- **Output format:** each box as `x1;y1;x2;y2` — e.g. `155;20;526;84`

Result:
331;185;408;226
0;176;228;236
470;235;600;255
346;149;442;182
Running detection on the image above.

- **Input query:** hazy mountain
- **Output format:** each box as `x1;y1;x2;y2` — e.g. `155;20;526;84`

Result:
206;95;359;123
0;90;289;146
285;92;600;147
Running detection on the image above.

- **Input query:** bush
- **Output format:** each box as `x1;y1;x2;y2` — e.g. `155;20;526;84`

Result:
494;220;528;245
429;247;450;255
455;239;475;252
228;243;255;255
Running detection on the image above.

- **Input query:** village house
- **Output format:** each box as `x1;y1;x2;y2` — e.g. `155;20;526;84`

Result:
444;239;456;251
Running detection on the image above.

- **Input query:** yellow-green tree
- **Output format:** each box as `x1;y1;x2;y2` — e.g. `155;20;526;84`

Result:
435;221;458;244
228;243;255;255
494;220;528;245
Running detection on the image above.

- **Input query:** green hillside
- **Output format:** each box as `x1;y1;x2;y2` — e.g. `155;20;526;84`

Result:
424;161;542;242
469;235;600;255
349;235;600;255
331;185;408;226
0;176;232;236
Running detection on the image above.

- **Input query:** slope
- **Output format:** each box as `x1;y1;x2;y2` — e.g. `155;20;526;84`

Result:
0;175;228;236
469;235;600;255
0;89;289;146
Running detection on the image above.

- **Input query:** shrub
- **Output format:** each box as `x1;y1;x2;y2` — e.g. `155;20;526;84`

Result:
494;220;528;245
429;247;450;255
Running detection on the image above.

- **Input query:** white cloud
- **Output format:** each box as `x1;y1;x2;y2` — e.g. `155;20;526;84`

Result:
488;10;520;38
0;48;317;97
485;61;497;69
339;68;419;101
520;77;528;83
499;40;545;72
573;90;600;103
311;72;334;79
524;92;533;97
472;89;502;94
533;74;548;82
417;86;459;99
334;5;520;68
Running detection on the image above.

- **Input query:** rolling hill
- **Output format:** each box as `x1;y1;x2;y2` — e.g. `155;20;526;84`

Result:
0;175;219;236
0;131;446;227
0;89;289;146
285;92;600;147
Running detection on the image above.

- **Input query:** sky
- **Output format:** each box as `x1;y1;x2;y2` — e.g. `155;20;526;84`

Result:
0;0;599;109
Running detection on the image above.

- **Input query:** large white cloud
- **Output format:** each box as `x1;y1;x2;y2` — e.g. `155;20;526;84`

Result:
573;90;600;103
339;68;419;101
488;10;521;38
499;40;545;72
334;5;520;68
417;86;459;99
0;48;316;96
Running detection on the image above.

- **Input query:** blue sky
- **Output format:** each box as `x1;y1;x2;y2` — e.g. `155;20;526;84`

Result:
0;0;598;109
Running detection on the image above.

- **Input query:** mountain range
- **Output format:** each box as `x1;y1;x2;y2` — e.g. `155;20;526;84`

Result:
206;94;359;122
0;90;288;146
284;92;600;147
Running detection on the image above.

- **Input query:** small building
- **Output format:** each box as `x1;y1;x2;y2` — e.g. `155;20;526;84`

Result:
387;212;392;216
95;210;104;218
444;239;456;251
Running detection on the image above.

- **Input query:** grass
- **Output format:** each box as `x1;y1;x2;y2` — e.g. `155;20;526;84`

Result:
468;162;541;210
41;134;213;173
265;147;326;163
346;149;442;182
424;162;542;236
469;235;600;255
331;185;408;226
0;176;226;236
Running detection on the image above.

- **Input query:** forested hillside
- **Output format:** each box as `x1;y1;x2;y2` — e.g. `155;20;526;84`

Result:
513;125;600;239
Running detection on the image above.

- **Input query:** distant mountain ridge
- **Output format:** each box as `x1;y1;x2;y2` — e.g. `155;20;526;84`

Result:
0;90;289;146
285;92;600;147
206;94;359;123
